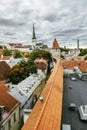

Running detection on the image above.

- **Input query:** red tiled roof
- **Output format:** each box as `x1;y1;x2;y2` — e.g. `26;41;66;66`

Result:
15;45;32;48
62;60;87;73
52;38;60;49
21;57;63;130
34;58;47;70
0;56;11;60
75;56;83;60
0;61;11;81
9;43;22;46
0;49;3;55
0;82;19;112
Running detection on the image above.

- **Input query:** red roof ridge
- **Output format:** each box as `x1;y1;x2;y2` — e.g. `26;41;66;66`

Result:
33;72;54;130
22;57;63;130
52;38;60;49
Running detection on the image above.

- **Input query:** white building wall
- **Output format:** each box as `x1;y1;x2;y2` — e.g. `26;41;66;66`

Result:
51;49;61;58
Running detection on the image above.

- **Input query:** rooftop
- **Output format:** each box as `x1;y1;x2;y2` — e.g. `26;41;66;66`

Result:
0;56;11;60
62;60;87;73
21;57;63;130
62;77;87;129
0;82;19;112
52;38;60;49
0;61;11;81
8;73;46;107
34;58;47;70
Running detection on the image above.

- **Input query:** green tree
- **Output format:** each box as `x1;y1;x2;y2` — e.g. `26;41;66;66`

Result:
29;50;52;61
40;45;48;49
79;48;87;56
9;50;52;84
12;50;22;58
9;60;37;84
84;56;87;60
0;46;2;49
60;47;69;54
9;64;25;84
3;48;12;56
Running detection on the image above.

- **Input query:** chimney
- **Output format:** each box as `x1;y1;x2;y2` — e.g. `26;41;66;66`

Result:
0;107;3;126
1;55;3;59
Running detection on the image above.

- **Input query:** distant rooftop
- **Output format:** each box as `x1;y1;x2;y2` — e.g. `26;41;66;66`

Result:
62;60;87;73
52;38;60;49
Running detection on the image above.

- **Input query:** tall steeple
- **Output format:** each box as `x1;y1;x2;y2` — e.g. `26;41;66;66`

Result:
32;24;36;48
32;24;36;39
77;39;79;49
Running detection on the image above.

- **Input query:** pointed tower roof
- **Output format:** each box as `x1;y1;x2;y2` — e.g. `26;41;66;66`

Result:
32;24;36;40
52;38;60;49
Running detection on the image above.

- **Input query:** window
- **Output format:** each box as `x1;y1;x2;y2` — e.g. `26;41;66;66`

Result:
8;120;11;129
14;113;16;122
2;126;5;130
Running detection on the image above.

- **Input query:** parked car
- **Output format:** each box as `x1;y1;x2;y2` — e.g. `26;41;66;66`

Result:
70;77;77;81
62;124;71;130
69;103;76;111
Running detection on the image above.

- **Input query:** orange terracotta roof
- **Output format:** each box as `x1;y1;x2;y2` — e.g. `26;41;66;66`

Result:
34;58;47;70
62;60;87;73
0;82;19;112
75;56;83;61
34;58;47;64
52;38;60;49
0;56;11;60
0;49;3;55
21;57;63;130
0;61;11;81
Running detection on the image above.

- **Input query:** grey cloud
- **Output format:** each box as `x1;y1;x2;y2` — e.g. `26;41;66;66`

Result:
43;14;60;22
4;32;16;36
0;0;87;48
61;29;83;34
0;18;25;27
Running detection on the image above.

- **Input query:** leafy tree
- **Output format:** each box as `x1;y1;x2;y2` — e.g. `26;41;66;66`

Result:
0;46;2;49
79;48;87;56
9;64;25;84
40;45;48;49
60;47;69;53
9;60;37;84
84;56;87;60
29;50;52;61
3;48;12;56
12;50;22;58
22;52;29;57
9;50;51;84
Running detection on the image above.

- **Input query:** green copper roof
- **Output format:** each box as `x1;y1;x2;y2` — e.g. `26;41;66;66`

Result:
32;24;36;39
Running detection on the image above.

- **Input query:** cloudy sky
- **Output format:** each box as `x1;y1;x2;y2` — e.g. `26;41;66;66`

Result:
0;0;87;48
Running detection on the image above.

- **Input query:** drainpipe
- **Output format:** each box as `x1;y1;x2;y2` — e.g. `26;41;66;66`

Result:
0;106;2;130
0;106;5;130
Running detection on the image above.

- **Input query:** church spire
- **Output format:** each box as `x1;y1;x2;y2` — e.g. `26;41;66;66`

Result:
32;24;36;40
32;24;36;48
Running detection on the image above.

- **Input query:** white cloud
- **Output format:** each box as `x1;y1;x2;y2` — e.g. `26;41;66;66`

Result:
0;0;87;48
